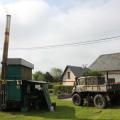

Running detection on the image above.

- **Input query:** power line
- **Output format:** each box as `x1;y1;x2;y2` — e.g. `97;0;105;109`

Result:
1;35;120;50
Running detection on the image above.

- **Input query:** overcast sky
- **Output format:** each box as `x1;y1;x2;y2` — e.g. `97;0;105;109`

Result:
0;0;120;72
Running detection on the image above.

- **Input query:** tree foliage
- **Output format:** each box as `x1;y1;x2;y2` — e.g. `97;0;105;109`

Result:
33;71;45;81
50;68;62;82
44;72;54;82
33;68;63;82
82;69;102;76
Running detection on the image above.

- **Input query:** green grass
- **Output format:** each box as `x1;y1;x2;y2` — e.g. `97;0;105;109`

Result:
0;96;120;120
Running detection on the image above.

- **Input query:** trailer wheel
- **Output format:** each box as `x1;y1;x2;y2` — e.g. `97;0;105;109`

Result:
94;94;106;109
0;104;7;111
72;93;83;106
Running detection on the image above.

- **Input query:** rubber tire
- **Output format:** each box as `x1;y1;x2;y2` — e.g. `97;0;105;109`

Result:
94;94;106;109
72;93;83;106
0;104;7;111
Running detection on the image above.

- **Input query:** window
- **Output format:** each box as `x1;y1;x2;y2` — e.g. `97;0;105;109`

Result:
108;78;115;84
68;72;70;79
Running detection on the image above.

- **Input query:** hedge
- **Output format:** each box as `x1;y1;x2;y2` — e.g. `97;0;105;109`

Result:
53;85;73;95
48;84;53;89
48;89;54;94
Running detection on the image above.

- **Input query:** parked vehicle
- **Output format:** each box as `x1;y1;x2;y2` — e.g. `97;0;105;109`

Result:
72;76;120;108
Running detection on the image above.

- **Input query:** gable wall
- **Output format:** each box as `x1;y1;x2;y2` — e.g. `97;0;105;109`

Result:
103;71;120;83
62;68;76;86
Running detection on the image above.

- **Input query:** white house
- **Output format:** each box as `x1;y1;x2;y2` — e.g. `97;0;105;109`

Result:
89;53;120;84
62;65;84;86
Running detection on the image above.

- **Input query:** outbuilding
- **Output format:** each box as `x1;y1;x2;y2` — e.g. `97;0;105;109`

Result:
62;65;84;86
89;53;120;84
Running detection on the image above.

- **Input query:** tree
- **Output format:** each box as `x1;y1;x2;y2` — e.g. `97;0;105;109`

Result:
33;68;63;82
33;71;45;81
44;72;54;82
82;69;102;77
50;68;62;82
86;70;102;76
80;64;102;77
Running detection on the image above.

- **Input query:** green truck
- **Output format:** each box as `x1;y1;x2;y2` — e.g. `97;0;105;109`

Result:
72;76;120;108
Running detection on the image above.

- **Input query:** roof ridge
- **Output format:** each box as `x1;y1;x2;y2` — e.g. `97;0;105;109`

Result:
89;52;120;71
100;52;120;57
67;65;82;68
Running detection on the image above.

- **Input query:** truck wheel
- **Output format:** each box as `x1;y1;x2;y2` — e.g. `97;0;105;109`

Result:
72;93;83;106
94;94;106;109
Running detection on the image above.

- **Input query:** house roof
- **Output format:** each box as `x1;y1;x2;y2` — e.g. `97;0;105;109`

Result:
89;53;120;72
62;65;83;78
7;58;34;69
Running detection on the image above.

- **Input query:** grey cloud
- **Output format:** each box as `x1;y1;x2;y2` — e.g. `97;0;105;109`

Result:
0;0;120;72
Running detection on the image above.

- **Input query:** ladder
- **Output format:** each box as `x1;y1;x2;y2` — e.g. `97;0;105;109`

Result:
42;84;52;111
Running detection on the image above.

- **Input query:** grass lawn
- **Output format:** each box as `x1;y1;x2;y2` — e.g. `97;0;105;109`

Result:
0;96;120;120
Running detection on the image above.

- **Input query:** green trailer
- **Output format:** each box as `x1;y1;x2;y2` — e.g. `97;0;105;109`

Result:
0;58;53;111
5;80;52;111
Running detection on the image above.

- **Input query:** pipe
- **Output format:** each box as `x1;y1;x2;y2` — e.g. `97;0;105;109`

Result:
1;15;11;80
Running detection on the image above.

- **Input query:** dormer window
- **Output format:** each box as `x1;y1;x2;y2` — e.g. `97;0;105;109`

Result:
68;72;70;79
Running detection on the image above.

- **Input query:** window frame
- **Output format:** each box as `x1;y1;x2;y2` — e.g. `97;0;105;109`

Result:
68;72;70;79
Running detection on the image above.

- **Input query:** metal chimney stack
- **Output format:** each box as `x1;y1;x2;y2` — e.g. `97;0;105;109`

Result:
1;15;11;80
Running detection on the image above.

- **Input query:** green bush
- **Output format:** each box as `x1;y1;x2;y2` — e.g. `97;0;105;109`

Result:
48;89;54;94
82;69;102;76
53;85;73;95
48;84;53;89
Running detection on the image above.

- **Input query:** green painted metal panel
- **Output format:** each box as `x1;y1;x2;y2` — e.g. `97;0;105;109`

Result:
6;65;21;80
6;81;21;101
6;65;32;80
